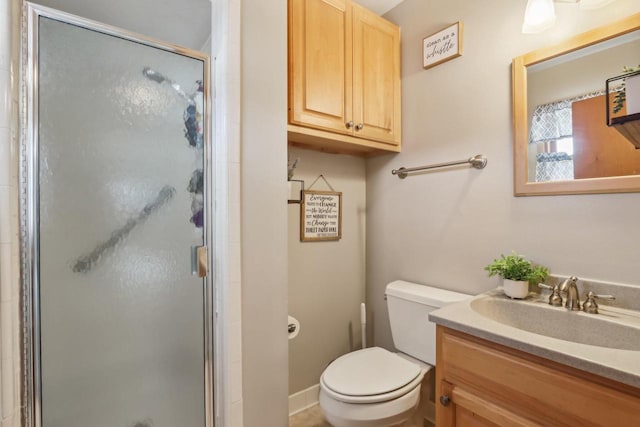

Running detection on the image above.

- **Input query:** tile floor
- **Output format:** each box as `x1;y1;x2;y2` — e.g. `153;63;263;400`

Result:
289;404;331;427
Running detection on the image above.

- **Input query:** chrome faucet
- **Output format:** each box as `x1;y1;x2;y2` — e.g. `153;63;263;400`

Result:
559;276;581;311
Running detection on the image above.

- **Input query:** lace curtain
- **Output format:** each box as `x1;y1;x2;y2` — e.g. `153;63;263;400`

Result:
529;89;604;145
535;152;574;182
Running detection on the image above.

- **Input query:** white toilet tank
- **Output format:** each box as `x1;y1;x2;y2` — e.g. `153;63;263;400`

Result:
386;280;471;365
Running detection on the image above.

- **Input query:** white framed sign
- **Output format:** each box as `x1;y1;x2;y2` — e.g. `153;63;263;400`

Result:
300;190;342;242
423;21;463;69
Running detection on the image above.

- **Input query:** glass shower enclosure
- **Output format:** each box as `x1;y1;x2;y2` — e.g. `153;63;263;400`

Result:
22;4;213;426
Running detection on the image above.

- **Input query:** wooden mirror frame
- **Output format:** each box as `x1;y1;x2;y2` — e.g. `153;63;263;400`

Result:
513;13;640;196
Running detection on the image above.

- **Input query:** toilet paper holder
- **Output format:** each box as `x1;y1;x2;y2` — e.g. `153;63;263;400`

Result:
288;315;300;340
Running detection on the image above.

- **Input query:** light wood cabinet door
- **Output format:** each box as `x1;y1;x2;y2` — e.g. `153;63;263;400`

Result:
438;380;537;427
289;0;352;135
352;2;401;145
435;326;640;427
288;0;401;153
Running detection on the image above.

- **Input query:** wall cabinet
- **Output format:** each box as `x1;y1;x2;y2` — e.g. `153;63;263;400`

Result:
436;326;640;427
288;0;401;155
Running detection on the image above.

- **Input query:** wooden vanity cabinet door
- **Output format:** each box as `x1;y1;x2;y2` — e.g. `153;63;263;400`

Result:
289;0;352;135
438;380;537;427
435;326;640;427
351;2;401;145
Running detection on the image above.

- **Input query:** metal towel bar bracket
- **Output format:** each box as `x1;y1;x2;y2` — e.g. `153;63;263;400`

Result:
391;154;487;179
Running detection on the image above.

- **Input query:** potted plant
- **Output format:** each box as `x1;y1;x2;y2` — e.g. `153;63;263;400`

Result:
485;252;549;299
612;65;640;115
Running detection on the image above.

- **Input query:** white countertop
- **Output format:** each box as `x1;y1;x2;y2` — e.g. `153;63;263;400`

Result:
429;288;640;389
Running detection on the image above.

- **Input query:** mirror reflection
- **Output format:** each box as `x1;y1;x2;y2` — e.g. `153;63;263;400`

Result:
526;30;640;183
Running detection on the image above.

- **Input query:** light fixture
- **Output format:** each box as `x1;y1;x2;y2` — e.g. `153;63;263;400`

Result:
522;0;557;34
522;0;619;34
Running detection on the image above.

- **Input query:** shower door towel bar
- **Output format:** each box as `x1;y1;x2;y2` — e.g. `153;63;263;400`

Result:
391;154;487;179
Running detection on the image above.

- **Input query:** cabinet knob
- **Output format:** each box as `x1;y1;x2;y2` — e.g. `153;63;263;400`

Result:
439;395;451;406
345;121;354;129
355;123;364;131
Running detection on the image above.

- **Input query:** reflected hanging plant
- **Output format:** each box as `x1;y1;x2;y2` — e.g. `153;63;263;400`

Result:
188;169;204;228
143;68;205;228
184;81;204;148
613;65;640;114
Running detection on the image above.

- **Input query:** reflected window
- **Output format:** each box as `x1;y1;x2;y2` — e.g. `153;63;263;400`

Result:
529;91;604;182
556;136;574;156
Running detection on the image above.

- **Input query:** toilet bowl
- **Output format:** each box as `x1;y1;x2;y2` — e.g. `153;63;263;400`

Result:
318;281;470;427
319;347;429;427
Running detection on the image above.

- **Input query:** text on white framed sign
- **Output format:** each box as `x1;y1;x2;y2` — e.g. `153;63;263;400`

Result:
300;190;342;242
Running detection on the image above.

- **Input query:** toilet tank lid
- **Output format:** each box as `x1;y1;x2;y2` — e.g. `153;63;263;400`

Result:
386;280;471;308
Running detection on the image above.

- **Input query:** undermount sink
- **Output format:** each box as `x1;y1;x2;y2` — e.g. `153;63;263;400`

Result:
470;293;640;351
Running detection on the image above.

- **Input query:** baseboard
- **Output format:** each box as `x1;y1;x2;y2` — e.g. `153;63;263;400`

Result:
288;384;320;416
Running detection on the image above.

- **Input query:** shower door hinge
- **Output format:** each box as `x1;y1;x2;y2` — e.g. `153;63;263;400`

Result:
192;245;208;278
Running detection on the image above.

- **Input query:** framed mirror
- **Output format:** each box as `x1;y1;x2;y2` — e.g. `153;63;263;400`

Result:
513;13;640;196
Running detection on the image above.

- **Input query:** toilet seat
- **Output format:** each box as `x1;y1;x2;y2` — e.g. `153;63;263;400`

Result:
320;347;428;404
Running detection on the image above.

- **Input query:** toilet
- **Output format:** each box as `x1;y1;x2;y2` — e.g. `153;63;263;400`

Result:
319;280;470;427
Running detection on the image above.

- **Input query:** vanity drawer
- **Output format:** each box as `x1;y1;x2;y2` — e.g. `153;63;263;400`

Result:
436;327;640;427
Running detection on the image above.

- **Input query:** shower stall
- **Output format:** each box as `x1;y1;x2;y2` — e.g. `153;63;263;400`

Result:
21;4;214;426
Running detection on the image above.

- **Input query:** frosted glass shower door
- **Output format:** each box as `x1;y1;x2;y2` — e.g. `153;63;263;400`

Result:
35;13;210;427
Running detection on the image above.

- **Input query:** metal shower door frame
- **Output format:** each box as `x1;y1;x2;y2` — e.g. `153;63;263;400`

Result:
20;3;215;426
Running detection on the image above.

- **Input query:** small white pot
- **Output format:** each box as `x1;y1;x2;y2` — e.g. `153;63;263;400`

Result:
503;279;529;299
626;74;640;115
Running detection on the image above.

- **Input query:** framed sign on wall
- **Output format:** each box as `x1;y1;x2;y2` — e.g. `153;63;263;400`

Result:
300;190;342;242
423;21;463;69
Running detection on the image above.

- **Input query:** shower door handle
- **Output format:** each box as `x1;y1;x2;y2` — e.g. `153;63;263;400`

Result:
193;246;208;278
197;246;208;278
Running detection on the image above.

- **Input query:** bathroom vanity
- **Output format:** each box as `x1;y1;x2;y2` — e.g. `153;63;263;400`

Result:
431;287;640;426
435;327;640;426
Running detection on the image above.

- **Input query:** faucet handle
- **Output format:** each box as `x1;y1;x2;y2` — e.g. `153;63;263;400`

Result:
582;291;616;314
538;283;563;307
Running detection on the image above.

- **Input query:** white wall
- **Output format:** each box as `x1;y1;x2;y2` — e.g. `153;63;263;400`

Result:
0;0;21;425
367;0;640;350
32;0;211;52
288;147;366;395
527;38;640;114
240;0;289;425
210;0;244;424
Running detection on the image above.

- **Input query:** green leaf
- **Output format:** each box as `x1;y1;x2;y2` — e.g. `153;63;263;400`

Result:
485;251;549;283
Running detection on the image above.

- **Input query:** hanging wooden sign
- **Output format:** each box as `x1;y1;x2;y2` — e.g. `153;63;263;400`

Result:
300;190;342;242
